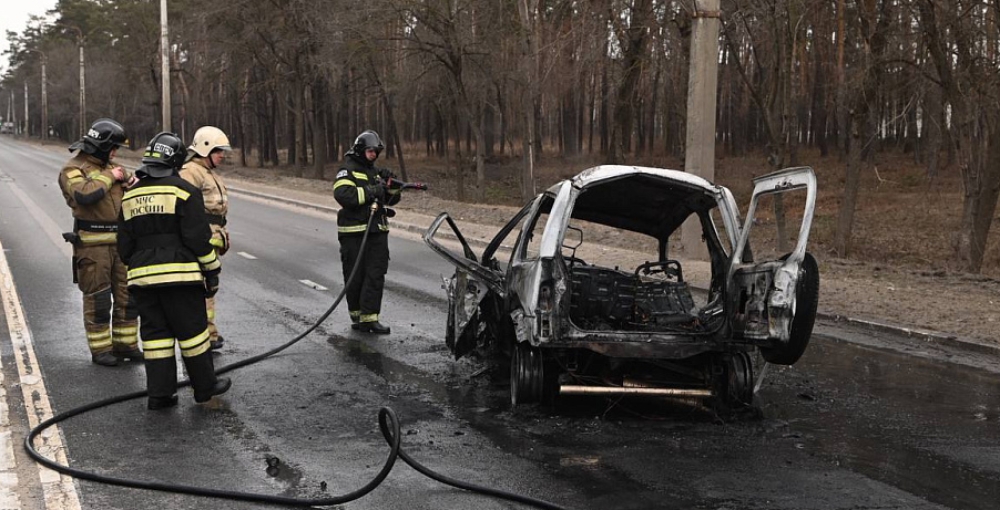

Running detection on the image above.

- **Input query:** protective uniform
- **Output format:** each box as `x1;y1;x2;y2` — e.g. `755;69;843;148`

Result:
179;126;231;350
117;132;230;410
57;118;139;366
333;130;401;334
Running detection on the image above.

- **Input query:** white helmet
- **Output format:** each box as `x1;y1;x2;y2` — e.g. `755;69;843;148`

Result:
188;126;231;158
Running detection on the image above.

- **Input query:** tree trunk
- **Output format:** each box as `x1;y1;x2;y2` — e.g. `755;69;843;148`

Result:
834;108;865;256
608;0;652;164
452;108;465;202
309;78;326;180
518;0;540;201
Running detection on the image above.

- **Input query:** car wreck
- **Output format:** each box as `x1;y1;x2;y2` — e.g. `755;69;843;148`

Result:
424;165;819;409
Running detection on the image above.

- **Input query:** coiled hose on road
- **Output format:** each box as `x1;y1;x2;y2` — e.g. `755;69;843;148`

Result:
24;204;570;510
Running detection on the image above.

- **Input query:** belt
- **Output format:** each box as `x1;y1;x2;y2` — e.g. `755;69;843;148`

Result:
135;234;183;250
206;214;227;226
75;219;118;233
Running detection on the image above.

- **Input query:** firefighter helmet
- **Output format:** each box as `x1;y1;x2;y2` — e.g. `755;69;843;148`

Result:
188;126;232;158
68;118;128;159
349;130;384;157
138;132;186;178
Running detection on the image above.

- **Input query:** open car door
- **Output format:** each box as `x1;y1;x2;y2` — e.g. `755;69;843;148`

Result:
424;204;532;358
727;167;819;365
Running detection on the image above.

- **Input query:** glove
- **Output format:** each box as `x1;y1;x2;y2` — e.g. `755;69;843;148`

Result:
204;275;219;298
365;184;386;204
376;167;396;181
218;231;231;256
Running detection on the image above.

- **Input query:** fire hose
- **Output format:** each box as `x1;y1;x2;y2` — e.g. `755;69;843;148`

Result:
24;181;570;510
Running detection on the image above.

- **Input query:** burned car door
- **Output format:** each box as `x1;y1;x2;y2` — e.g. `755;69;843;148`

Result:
424;201;536;358
727;167;819;365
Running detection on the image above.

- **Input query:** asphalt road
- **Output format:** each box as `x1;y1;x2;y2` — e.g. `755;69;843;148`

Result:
1;136;998;510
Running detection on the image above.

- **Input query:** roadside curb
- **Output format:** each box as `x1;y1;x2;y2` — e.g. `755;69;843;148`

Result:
229;185;494;248
229;184;998;357
817;312;1000;356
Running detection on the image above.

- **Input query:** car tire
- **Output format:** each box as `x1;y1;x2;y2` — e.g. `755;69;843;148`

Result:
761;252;819;365
725;351;755;407
510;342;544;407
709;351;755;413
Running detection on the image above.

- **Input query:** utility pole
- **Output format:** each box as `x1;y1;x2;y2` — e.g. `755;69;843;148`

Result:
27;49;48;140
24;81;28;135
69;26;86;138
681;0;722;259
40;55;47;139
160;0;171;131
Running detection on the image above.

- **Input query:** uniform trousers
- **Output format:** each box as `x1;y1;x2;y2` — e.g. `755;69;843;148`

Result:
132;286;218;400
339;232;390;323
74;243;138;354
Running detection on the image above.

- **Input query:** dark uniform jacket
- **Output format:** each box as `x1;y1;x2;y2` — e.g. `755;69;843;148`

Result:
333;154;401;236
116;174;221;288
57;153;129;246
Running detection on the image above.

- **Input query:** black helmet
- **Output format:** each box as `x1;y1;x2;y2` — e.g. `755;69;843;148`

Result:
69;118;127;160
349;130;384;157
137;132;186;178
87;118;128;151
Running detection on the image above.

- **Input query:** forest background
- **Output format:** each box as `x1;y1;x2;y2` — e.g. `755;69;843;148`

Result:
3;0;1000;281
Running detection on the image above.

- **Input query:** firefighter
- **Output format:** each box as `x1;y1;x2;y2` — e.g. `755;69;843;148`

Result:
117;132;231;410
333;129;401;334
179;126;231;351
57;118;140;366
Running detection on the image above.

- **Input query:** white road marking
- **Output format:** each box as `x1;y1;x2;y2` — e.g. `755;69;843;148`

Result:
299;279;328;291
0;183;82;510
237;251;257;260
1;352;21;510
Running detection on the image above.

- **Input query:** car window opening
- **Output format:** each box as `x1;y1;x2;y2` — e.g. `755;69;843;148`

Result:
560;183;728;336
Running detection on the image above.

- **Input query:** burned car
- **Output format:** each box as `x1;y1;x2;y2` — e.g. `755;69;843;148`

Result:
424;165;818;408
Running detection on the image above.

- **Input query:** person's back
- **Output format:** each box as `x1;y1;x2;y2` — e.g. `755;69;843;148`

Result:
118;132;229;410
120;173;216;285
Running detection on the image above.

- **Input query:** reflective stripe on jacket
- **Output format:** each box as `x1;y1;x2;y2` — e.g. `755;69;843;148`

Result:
58;153;129;246
332;154;400;236
117;176;220;289
179;158;229;248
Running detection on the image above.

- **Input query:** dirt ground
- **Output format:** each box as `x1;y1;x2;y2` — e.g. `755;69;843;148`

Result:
217;154;1000;349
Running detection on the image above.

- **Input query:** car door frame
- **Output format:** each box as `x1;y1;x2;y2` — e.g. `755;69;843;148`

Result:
423;199;539;357
726;166;817;343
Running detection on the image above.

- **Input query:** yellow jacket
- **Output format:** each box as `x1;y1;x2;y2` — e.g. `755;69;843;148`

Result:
179;157;230;254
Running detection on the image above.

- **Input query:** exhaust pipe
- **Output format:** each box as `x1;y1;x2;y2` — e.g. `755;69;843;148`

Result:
558;385;714;397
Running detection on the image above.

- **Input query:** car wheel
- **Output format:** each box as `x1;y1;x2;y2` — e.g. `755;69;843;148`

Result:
510;342;544;407
724;351;755;407
710;351;755;411
761;252;819;365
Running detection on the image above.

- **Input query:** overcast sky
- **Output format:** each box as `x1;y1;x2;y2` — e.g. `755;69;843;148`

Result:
0;2;57;74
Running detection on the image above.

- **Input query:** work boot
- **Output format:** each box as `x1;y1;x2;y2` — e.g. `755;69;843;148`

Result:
146;357;179;409
194;378;232;403
357;321;391;335
91;352;119;367
210;336;225;351
147;395;178;410
113;346;143;362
